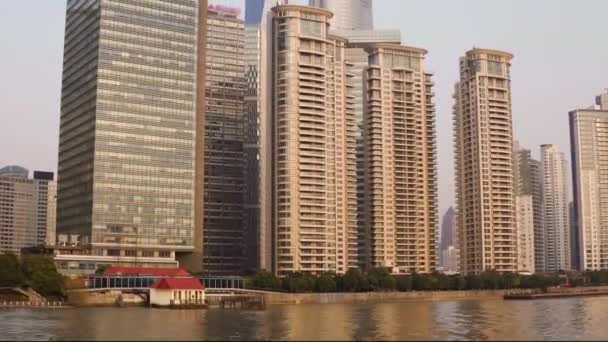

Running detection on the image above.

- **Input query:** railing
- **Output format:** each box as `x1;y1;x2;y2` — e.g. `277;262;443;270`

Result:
0;301;66;308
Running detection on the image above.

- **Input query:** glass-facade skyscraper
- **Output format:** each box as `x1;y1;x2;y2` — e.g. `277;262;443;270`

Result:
309;0;373;31
202;7;247;275
570;92;608;270
57;0;207;271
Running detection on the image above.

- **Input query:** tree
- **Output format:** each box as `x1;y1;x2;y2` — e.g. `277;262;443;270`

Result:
367;267;396;291
95;264;109;275
0;253;24;287
315;273;337;293
20;255;64;297
250;270;281;290
395;275;413;292
341;268;366;292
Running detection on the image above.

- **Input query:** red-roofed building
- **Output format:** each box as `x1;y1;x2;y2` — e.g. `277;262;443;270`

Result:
150;277;206;307
103;267;191;277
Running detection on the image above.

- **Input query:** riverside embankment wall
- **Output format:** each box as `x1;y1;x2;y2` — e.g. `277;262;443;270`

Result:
261;290;506;305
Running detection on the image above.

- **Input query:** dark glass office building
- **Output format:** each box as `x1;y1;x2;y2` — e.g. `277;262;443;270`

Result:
57;0;207;271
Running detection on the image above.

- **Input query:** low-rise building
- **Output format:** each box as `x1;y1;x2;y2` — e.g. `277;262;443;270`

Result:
150;278;206;308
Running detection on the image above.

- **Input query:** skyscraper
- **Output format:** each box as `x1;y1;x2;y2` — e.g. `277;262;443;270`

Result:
540;144;570;271
244;0;274;272
363;44;438;274
202;6;246;275
271;4;357;275
454;48;516;274
57;0;207;271
0;168;56;254
513;141;544;271
309;0;373;31
570;91;608;270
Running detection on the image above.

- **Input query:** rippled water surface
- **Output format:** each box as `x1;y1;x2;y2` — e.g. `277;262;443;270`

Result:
2;297;608;340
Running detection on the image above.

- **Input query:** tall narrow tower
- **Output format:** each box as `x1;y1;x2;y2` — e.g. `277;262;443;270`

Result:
243;0;275;272
454;48;516;274
271;4;357;275
309;0;373;31
570;91;608;271
540;144;570;271
363;44;438;274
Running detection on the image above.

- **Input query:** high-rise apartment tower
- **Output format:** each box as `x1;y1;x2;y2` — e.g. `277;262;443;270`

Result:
540;144;570;272
454;48;516;274
513;141;544;271
271;5;357;275
363;44;438;274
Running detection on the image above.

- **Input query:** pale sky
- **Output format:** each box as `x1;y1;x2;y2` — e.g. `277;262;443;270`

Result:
0;0;606;216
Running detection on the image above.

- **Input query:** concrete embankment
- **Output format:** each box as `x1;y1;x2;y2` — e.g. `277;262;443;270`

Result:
66;290;146;307
505;286;608;300
260;290;506;305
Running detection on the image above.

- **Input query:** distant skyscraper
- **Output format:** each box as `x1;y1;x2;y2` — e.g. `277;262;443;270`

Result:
309;0;373;31
454;48;516;274
202;7;246;275
57;0;207;271
363;44;438;274
440;207;456;251
245;0;266;24
570;91;608;270
513;141;544;271
271;4;357;275
440;207;458;272
0;165;29;178
0;168;56;254
540;144;570;271
515;195;535;273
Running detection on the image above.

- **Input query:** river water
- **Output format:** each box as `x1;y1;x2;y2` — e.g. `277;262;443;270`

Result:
1;297;607;341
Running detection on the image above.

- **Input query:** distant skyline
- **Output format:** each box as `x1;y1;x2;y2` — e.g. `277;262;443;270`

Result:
1;0;607;215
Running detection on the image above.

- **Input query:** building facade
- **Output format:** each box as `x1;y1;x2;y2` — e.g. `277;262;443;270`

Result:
202;7;246;275
271;5;357;275
454;48;516;274
515;195;535;273
57;0;207;271
540;144;570;272
570;92;608;270
309;0;373;31
0;168;56;254
363;44;438;274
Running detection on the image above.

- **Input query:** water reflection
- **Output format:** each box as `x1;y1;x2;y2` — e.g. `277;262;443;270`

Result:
3;298;608;341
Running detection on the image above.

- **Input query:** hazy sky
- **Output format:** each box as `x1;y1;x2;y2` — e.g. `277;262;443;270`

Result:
1;1;607;216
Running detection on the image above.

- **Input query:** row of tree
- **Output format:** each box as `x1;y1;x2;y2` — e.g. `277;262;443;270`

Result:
248;268;574;293
0;254;64;298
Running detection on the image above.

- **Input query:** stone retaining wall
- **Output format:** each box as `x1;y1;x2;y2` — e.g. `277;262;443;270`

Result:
261;290;506;305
